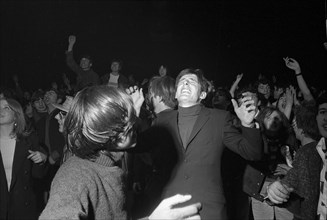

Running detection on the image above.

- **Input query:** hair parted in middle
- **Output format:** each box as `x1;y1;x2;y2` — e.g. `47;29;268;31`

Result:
64;85;136;160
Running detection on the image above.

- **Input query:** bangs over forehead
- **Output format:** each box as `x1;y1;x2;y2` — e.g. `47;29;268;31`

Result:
64;86;136;159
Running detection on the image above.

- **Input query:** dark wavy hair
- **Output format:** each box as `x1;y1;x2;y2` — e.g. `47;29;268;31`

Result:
175;68;208;93
256;106;292;141
64;86;136;160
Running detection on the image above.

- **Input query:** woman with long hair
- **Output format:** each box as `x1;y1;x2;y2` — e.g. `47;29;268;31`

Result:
0;97;48;220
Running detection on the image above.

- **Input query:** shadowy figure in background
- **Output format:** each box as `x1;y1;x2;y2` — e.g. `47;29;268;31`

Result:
101;59;129;89
66;35;100;93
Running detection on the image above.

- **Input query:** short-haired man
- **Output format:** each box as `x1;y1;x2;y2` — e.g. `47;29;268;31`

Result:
66;35;100;93
161;68;262;219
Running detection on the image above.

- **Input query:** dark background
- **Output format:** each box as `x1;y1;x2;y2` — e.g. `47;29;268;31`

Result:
1;0;326;91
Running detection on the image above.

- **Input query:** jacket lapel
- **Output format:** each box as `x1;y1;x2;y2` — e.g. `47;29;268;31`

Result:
185;107;210;150
10;138;28;191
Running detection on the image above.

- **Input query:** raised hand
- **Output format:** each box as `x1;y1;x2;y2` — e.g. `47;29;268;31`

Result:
149;194;201;220
232;93;257;127
126;86;144;117
235;73;243;82
68;35;76;45
283;57;301;74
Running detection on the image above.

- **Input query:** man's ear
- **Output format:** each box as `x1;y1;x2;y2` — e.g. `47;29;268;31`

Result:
199;91;207;100
89;63;93;67
57;98;62;104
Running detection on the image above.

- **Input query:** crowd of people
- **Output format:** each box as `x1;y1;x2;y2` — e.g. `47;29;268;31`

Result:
0;35;326;220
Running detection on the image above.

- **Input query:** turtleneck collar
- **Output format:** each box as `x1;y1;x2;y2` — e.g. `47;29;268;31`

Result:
178;104;202;116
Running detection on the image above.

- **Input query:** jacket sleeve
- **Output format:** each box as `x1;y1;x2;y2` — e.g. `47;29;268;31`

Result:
65;50;82;77
29;133;49;178
223;112;263;161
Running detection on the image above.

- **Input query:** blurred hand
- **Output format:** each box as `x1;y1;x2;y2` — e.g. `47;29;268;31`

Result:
27;150;47;164
126;86;144;117
149;194;201;220
232;93;257;127
267;181;293;204
235;73;243;82
283;57;301;74
133;182;143;194
68;35;76;45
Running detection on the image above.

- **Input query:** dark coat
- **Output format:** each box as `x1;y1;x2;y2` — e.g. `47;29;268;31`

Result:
161;106;262;219
0;133;48;220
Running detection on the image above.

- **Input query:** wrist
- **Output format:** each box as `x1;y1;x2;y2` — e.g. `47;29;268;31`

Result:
241;122;255;128
295;69;301;75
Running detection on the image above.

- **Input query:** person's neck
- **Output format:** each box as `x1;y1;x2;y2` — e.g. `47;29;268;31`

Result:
83;67;91;71
179;103;199;108
301;136;316;146
0;124;14;139
154;104;171;115
47;104;56;114
111;71;119;76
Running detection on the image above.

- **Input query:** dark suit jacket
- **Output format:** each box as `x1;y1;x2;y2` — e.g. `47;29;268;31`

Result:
0;133;48;220
36;109;65;167
161;106;262;219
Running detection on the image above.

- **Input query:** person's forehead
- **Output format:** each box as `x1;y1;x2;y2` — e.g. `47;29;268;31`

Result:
81;58;90;62
318;103;327;111
0;99;8;106
259;83;269;87
180;74;198;81
46;90;57;95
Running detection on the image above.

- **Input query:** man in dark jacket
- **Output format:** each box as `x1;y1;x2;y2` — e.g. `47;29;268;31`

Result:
66;35;100;93
161;68;262;219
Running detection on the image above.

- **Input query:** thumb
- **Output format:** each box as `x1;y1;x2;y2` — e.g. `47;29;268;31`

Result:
28;150;35;154
161;194;192;207
231;99;238;109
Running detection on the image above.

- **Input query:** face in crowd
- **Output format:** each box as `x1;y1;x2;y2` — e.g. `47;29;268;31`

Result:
79;57;92;70
159;65;167;77
317;102;327;138
44;90;58;107
175;71;207;107
33;98;47;113
258;83;271;99
0;99;15;126
111;61;121;73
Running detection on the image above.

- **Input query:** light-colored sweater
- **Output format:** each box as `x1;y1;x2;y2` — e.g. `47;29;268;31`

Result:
39;154;127;220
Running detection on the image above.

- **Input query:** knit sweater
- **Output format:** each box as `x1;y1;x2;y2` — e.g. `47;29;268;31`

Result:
39;154;127;220
281;141;321;220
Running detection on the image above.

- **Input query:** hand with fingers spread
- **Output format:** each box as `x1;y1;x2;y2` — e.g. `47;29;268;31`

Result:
126;86;144;117
232;92;257;127
27;150;47;164
267;181;293;204
149;194;201;220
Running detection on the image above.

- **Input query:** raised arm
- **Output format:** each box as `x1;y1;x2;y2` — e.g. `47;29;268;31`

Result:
283;57;314;101
229;73;243;98
65;35;81;74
